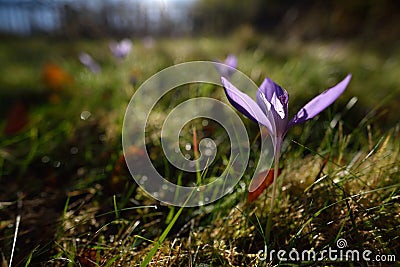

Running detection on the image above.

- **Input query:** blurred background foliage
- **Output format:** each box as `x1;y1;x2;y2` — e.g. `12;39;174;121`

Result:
192;0;400;44
193;0;400;41
0;0;399;44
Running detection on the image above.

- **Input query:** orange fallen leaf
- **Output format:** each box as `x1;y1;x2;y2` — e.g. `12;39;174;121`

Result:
247;168;282;202
76;248;103;267
42;62;73;91
3;100;29;136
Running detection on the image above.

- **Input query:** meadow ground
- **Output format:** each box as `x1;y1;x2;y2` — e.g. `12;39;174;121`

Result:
0;32;399;266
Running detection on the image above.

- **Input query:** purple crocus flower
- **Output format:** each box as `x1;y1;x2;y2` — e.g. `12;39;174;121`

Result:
221;74;352;151
109;38;132;59
215;54;238;77
78;52;101;73
221;74;352;242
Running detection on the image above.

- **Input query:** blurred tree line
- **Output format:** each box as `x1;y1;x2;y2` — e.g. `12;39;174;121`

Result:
191;0;400;43
0;0;193;38
61;1;193;38
1;0;399;43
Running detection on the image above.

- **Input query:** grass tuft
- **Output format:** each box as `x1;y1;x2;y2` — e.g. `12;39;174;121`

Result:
0;35;399;266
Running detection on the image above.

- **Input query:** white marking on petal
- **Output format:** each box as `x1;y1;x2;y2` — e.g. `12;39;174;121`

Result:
259;92;271;111
271;92;286;119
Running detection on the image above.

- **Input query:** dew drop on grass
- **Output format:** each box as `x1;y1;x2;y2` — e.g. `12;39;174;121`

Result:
53;161;61;168
239;182;246;191
161;184;168;190
204;148;213;156
77;167;85;176
185;143;191;151
99;134;106;142
70;147;78;154
80;110;91;120
139;176;148;185
226;188;233;194
41;156;50;163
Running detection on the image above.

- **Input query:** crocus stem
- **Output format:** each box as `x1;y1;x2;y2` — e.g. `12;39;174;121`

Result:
265;138;281;243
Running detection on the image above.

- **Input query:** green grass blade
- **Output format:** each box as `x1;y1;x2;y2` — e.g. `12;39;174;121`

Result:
113;195;120;219
140;190;194;267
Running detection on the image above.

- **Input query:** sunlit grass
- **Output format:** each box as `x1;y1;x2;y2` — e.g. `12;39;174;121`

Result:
0;33;399;266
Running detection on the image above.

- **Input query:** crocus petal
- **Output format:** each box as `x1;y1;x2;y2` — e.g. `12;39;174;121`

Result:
109;39;132;59
221;77;274;133
256;78;289;113
256;78;289;137
288;74;352;127
224;54;237;69
215;54;237;77
256;78;285;102
78;52;101;73
257;91;272;113
215;63;235;78
270;91;286;119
